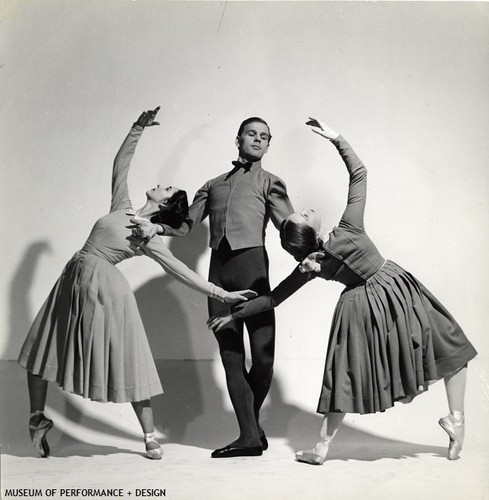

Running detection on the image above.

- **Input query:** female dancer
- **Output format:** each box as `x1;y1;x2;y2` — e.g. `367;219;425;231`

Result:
207;118;477;464
18;107;256;460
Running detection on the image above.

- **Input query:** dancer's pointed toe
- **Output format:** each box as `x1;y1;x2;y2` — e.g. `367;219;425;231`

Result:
29;413;54;458
439;414;465;461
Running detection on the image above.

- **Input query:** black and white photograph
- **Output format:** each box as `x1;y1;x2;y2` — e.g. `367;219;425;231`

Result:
1;1;488;498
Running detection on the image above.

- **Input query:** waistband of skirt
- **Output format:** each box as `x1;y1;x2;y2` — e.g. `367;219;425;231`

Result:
74;248;110;263
364;259;388;282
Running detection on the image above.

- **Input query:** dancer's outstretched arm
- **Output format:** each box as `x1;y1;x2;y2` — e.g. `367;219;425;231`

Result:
207;265;315;331
143;236;257;304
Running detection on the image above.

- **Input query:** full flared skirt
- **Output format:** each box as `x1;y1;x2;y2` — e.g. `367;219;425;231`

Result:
18;252;163;403
317;260;477;415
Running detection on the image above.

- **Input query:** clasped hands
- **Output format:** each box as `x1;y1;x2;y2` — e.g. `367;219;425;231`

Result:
207;250;325;332
129;217;158;242
298;251;325;274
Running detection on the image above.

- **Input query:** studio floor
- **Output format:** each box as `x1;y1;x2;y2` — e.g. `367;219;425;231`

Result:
1;358;488;500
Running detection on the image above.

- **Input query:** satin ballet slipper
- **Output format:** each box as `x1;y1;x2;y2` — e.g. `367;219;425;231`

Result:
295;441;330;466
29;413;54;458
144;434;163;460
439;414;465;460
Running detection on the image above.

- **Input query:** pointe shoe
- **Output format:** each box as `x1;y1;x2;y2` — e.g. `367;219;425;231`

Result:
439;415;465;460
144;435;163;460
29;413;54;458
295;441;329;466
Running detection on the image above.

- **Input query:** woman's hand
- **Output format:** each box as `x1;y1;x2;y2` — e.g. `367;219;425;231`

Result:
134;106;161;128
129;218;159;240
306;117;339;140
224;289;258;304
207;313;233;332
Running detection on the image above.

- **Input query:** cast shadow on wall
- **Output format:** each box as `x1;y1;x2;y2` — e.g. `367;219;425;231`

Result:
3;239;447;461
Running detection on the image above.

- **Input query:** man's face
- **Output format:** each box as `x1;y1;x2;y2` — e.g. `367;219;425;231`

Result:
235;121;271;161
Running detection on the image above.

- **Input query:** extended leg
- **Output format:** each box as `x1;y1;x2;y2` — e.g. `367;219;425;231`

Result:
27;372;53;458
208;242;265;457
296;412;346;465
439;365;467;460
131;399;162;460
28;371;48;414
444;365;467;413
246;311;275;449
211;322;262;457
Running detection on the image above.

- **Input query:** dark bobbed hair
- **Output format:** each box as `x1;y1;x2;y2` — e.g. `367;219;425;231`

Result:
150;189;189;229
237;117;272;143
279;218;321;262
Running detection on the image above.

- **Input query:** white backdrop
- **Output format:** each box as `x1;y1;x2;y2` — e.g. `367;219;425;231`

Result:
1;2;488;412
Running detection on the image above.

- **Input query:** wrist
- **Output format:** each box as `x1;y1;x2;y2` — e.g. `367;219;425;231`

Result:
210;285;227;303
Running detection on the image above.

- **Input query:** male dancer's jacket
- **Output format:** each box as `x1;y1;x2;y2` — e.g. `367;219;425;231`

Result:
161;159;293;249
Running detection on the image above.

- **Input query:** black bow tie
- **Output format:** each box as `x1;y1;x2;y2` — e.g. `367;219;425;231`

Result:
226;160;253;179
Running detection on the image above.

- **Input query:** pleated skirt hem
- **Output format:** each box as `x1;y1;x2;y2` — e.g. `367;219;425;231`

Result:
316;260;477;415
18;251;163;404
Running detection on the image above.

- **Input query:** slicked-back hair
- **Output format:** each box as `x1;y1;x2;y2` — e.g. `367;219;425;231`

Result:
237;117;272;143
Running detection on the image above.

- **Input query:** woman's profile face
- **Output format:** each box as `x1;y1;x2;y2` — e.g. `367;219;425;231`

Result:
146;185;179;205
288;209;321;233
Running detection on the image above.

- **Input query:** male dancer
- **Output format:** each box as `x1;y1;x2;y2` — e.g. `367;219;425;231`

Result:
133;117;293;457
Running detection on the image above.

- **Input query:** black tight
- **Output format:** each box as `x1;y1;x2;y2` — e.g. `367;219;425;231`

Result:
214;312;275;446
209;239;275;447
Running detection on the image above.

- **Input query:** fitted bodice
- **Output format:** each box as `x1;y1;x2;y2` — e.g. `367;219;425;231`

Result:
80;210;139;265
318;226;385;287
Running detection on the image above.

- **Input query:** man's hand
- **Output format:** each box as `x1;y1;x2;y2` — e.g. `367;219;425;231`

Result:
129;218;159;240
207;313;233;332
134;106;161;128
299;251;325;274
